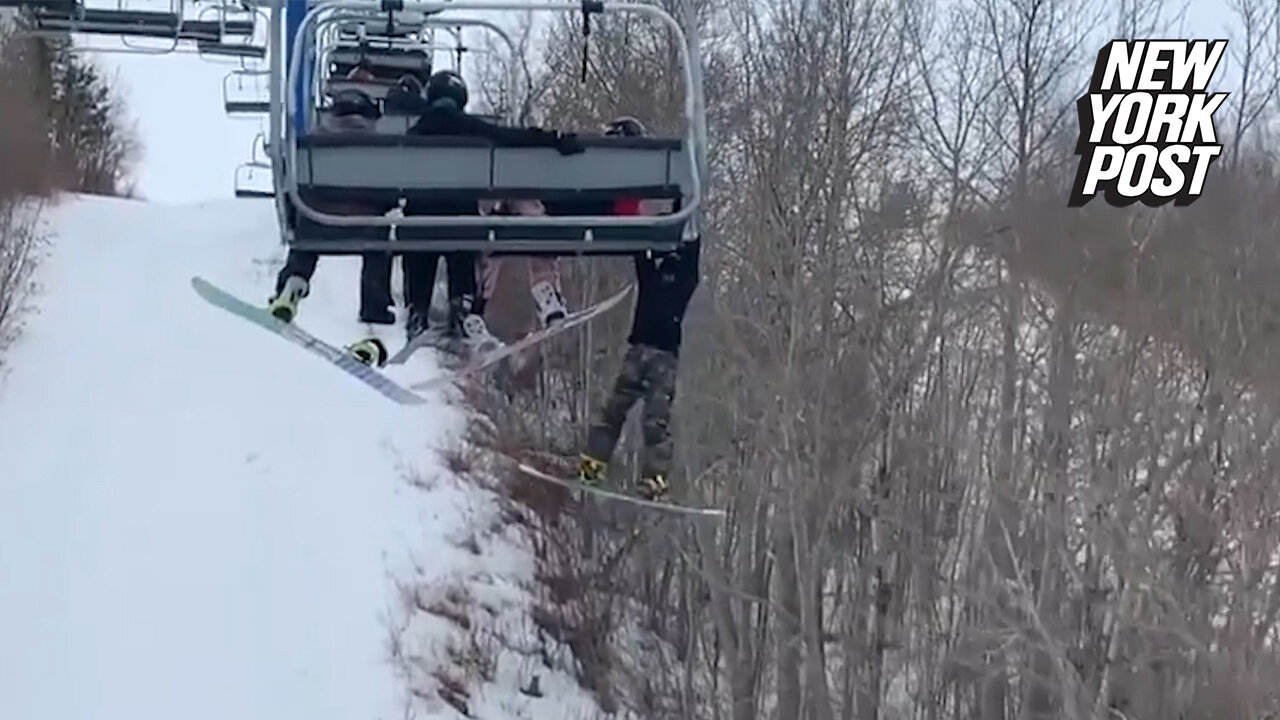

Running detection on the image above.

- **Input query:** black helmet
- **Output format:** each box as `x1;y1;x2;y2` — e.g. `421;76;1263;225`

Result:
395;74;423;97
425;69;468;109
331;88;380;119
604;115;645;136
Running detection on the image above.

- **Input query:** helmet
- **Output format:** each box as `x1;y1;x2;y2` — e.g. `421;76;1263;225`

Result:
395;74;424;97
331;88;380;119
425;69;468;109
604;115;645;137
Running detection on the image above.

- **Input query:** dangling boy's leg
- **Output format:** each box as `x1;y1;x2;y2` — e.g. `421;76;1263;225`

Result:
637;346;679;500
581;344;648;483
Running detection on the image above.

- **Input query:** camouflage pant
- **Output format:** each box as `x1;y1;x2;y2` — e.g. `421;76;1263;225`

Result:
584;343;679;479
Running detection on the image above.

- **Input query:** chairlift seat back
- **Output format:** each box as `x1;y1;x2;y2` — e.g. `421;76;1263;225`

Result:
324;78;398;102
179;19;255;41
329;47;431;82
285;133;692;255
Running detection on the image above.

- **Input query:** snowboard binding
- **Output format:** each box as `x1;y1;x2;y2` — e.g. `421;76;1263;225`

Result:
347;337;388;367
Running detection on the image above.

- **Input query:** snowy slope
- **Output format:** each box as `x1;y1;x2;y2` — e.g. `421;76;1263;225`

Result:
0;195;604;720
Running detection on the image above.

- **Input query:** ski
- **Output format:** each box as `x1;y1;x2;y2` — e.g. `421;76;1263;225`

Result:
516;463;725;517
191;276;429;406
409;283;634;391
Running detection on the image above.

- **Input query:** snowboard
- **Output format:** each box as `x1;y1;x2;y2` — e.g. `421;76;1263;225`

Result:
386;326;449;365
191;276;429;406
516;463;725;517
409;283;634;391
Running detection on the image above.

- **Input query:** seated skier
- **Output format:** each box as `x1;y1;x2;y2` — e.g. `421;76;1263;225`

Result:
269;67;397;330
576;115;692;501
401;69;582;355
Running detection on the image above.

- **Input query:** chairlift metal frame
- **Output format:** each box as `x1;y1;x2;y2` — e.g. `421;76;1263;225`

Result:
426;18;518;104
264;0;708;255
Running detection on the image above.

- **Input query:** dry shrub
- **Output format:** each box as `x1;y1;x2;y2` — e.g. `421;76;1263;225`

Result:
0;201;45;364
458;359;672;714
431;666;471;716
0;22;52;369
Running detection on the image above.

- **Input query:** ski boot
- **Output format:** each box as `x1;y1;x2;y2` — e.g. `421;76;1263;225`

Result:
531;280;568;328
636;474;671;502
575;455;607;487
460;313;504;356
268;275;308;323
347;337;388;367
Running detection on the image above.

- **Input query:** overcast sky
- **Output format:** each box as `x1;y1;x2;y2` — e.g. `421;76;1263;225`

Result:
90;0;1235;205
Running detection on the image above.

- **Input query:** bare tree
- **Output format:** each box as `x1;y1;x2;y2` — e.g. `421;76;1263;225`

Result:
1221;0;1280;168
459;3;1280;720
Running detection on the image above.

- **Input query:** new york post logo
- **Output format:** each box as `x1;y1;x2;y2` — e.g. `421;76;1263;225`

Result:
1069;39;1229;207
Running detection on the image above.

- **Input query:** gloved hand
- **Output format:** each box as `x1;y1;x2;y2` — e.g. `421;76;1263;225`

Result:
554;131;585;156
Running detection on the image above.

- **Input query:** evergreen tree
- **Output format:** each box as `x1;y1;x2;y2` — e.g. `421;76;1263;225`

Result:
1;12;138;196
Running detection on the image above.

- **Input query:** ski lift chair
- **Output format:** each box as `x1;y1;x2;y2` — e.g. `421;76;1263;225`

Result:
194;1;267;59
273;0;705;256
327;15;518;132
27;0;185;37
224;67;271;115
0;0;72;7
179;3;256;42
335;10;435;41
235;162;274;198
328;43;432;83
235;131;277;197
19;0;237;55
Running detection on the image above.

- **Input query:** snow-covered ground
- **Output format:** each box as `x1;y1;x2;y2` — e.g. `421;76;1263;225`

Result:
0;195;603;720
